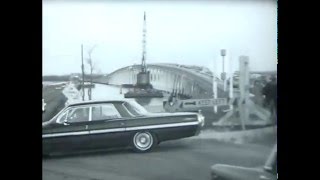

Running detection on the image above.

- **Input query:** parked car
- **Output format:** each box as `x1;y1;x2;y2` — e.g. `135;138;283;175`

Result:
42;99;46;112
42;100;205;155
211;144;277;180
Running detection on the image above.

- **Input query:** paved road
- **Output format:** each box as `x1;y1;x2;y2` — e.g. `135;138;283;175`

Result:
43;138;274;180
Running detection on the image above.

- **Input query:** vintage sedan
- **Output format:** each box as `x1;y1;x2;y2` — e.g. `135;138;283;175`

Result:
210;144;277;180
43;100;205;155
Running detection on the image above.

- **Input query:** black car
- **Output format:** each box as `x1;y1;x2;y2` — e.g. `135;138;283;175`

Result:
210;144;277;180
43;100;205;155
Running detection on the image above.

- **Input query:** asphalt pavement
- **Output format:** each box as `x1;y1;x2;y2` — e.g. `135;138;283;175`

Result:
43;138;274;180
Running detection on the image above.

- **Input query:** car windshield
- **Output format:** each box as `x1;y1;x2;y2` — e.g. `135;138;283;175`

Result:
123;101;149;116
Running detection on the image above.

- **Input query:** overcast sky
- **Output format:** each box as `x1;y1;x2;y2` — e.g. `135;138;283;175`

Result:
42;0;277;76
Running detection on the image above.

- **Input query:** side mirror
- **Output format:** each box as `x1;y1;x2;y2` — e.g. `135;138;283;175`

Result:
63;119;70;126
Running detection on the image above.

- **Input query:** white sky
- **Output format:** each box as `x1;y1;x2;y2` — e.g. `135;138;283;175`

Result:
42;0;277;75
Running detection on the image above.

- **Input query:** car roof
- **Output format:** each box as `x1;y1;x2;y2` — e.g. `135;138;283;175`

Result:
67;99;131;107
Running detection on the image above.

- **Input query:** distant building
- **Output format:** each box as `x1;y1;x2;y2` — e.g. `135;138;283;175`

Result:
69;74;80;85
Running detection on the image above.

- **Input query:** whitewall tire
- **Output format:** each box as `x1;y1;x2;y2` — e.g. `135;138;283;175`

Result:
132;131;157;153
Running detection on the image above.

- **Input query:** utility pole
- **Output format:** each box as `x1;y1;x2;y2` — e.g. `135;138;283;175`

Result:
81;44;85;101
229;56;234;110
213;57;218;114
221;49;227;91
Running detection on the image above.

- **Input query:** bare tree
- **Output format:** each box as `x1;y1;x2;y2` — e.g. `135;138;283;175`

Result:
86;44;98;100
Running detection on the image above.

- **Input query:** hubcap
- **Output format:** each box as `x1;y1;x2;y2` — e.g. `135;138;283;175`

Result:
134;132;153;151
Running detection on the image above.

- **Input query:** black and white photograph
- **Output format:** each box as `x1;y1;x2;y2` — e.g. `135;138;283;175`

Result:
42;0;277;179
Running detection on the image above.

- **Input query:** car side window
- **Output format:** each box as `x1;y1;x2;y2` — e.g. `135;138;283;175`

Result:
91;104;122;121
56;111;67;124
66;107;90;123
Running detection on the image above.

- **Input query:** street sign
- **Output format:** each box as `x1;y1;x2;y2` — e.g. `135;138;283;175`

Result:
198;99;211;106
182;98;228;108
211;98;228;106
163;98;228;112
221;49;226;57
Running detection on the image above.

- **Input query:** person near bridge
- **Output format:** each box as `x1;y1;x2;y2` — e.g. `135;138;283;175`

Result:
262;76;277;123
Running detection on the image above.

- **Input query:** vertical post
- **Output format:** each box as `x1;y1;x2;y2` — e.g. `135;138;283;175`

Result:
223;77;227;92
229;56;233;110
221;49;226;92
81;44;85;101
213;58;218;113
222;56;225;74
239;56;250;130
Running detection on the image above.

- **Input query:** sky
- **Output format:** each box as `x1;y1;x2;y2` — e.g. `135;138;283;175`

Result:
42;0;277;76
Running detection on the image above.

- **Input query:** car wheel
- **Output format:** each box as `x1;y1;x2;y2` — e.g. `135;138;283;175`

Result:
132;131;157;153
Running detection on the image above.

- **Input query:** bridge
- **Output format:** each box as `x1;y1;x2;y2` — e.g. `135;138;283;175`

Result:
95;63;226;99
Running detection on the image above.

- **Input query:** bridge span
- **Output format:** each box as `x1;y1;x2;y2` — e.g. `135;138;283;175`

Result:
95;63;226;99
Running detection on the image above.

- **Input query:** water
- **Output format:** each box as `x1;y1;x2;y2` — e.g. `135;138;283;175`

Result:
83;84;168;112
43;81;67;87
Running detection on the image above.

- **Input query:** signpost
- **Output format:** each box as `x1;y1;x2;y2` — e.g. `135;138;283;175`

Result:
239;56;250;130
181;98;227;108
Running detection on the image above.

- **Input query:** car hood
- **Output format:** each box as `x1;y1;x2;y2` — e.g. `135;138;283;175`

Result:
42;121;52;128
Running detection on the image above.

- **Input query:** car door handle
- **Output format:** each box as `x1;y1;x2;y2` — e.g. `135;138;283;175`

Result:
120;122;125;126
259;175;271;180
64;122;70;126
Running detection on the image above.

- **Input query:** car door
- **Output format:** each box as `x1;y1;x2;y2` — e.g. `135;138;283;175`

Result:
87;103;131;149
43;106;91;153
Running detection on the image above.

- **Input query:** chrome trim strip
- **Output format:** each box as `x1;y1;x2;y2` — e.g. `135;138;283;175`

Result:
183;117;196;121
89;107;92;121
90;128;125;134
42;131;89;138
43;121;200;138
126;121;199;131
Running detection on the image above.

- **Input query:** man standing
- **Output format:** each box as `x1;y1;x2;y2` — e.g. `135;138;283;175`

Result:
253;80;264;106
262;76;277;123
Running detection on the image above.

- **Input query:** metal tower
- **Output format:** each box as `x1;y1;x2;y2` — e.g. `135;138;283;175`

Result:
141;11;147;73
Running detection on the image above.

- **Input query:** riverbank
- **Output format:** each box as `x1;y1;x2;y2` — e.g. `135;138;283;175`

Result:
42;84;67;122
